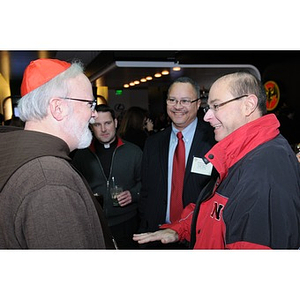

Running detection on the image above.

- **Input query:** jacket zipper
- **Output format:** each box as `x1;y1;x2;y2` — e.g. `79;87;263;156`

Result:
91;144;123;214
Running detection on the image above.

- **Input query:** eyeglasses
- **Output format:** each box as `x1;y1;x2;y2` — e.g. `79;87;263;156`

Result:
203;94;248;114
60;97;97;111
166;98;200;107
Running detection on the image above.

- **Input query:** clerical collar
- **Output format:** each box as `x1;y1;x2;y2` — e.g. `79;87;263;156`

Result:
95;137;118;150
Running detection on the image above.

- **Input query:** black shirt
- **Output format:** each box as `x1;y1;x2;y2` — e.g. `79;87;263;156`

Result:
94;138;118;178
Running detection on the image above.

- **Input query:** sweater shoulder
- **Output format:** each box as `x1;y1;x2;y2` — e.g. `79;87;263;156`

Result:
10;156;80;194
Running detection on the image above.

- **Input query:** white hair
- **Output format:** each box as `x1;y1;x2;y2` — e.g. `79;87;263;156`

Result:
18;60;85;122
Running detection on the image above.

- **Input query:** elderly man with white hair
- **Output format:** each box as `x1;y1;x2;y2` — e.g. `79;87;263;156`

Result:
0;58;115;249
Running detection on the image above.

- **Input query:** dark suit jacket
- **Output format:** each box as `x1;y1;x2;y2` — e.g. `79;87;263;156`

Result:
139;118;216;232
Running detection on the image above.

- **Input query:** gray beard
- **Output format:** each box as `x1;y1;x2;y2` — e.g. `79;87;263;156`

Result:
77;127;93;149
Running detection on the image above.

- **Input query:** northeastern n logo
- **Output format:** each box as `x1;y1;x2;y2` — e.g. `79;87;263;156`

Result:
264;81;280;111
210;202;224;221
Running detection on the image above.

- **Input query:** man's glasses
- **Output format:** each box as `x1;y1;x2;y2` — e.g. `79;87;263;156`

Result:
60;97;97;111
203;95;248;114
166;98;200;107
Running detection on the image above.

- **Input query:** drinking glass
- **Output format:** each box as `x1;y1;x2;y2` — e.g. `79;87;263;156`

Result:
110;185;123;206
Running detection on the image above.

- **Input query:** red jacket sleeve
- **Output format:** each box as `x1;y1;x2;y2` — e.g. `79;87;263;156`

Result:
160;203;195;243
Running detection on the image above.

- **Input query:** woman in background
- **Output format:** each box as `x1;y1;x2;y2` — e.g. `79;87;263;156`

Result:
118;106;154;150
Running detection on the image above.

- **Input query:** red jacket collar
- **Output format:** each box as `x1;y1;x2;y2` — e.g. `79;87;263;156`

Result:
205;114;280;180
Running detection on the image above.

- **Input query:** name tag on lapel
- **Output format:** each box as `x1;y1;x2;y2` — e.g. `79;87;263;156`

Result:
191;157;213;176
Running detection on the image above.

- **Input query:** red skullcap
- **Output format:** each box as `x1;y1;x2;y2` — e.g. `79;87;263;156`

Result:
20;58;71;96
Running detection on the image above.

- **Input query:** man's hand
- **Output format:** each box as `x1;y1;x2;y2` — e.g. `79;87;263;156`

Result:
117;190;132;207
133;229;179;244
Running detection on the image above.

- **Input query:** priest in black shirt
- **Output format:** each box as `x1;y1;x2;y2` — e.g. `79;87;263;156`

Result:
72;105;143;249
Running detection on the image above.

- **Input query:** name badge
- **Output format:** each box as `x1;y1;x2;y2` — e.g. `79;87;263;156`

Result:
191;157;213;176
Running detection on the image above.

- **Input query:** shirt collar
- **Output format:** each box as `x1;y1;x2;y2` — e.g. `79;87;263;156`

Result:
171;118;198;144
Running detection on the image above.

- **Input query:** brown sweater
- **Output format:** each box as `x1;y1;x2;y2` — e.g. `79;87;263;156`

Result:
0;127;113;249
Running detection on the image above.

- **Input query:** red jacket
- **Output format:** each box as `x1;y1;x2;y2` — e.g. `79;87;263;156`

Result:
161;114;300;249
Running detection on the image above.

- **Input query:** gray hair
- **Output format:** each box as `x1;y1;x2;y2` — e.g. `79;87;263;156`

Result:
167;76;200;99
220;71;267;115
18;60;85;122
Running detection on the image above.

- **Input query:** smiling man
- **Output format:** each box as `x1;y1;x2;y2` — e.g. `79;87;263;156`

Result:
138;77;215;249
134;71;300;249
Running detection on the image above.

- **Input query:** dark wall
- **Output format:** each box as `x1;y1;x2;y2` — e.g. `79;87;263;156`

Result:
260;58;300;146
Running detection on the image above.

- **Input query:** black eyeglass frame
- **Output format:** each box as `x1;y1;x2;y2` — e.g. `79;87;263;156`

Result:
60;97;97;111
203;94;248;114
166;98;200;106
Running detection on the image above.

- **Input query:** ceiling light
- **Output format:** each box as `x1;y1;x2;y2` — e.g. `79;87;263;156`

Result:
124;84;130;88
154;73;162;78
146;76;153;80
129;82;135;86
162;70;169;75
140;78;147;82
134;80;140;84
173;67;181;71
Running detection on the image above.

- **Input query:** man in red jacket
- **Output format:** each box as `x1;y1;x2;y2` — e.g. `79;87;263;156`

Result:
133;71;300;249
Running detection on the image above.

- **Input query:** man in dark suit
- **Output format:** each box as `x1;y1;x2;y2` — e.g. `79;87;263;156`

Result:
138;77;215;248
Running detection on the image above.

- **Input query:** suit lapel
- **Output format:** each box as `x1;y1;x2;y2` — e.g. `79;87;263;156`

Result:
159;127;171;188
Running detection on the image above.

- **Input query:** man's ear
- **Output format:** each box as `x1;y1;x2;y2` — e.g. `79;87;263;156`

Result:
244;94;258;116
49;97;66;121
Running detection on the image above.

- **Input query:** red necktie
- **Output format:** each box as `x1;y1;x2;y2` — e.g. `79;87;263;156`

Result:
170;131;185;222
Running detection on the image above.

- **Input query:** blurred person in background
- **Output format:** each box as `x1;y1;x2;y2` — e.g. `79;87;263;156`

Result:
118;106;154;150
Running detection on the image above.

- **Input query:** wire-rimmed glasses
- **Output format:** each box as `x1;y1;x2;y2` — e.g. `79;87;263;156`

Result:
203;95;248;114
60;97;97;111
166;98;200;107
